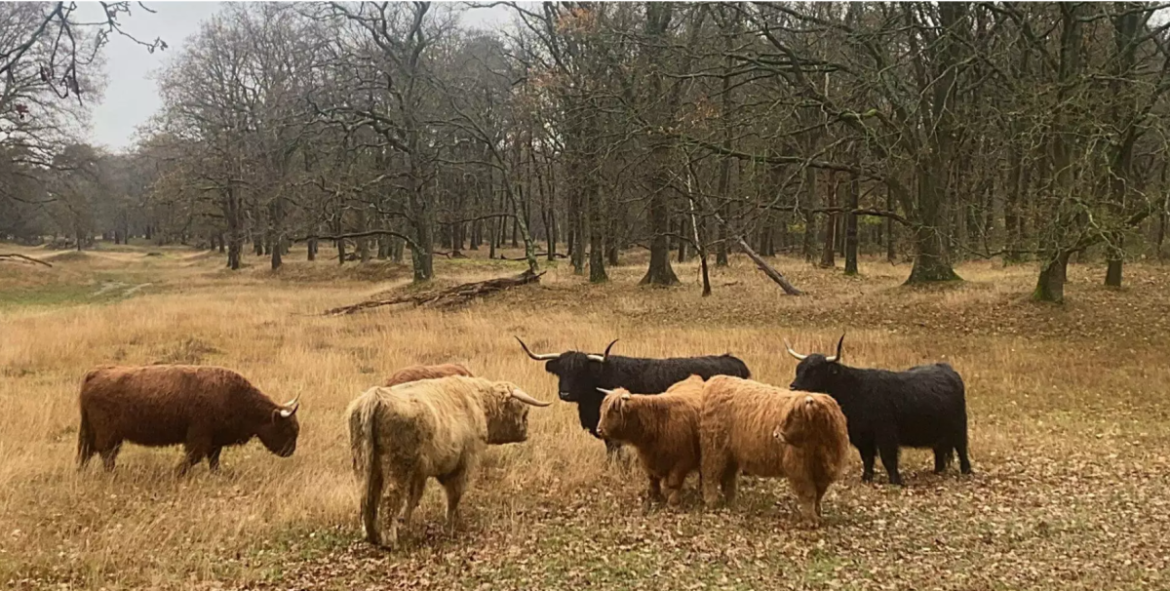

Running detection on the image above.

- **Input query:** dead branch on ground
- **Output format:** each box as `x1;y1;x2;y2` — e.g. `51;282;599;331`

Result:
0;253;53;267
323;269;545;315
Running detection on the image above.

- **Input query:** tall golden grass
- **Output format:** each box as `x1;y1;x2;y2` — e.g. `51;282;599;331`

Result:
1;246;1168;589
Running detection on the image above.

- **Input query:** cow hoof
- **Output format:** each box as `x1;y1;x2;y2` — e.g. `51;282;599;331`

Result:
861;473;874;483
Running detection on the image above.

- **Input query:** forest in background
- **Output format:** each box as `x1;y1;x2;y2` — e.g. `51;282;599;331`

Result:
3;2;1170;302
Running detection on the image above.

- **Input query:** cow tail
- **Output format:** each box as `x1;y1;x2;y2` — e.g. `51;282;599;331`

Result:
76;405;95;470
353;396;384;545
76;369;103;470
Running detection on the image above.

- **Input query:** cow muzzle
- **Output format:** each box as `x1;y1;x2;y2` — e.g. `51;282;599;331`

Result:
558;391;574;401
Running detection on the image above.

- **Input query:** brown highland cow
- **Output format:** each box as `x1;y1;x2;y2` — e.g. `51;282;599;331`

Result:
596;374;706;505
346;375;551;548
699;375;849;525
384;363;473;387
77;365;300;474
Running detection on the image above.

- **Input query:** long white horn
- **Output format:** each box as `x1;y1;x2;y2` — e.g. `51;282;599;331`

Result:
826;333;845;363
510;388;552;407
587;339;619;363
516;336;560;361
783;339;808;361
596;387;616;395
279;395;300;418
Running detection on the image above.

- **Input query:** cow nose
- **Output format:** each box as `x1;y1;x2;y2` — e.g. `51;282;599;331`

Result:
558;391;571;400
788;383;797;390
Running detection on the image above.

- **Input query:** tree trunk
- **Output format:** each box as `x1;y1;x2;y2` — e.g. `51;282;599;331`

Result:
906;170;961;283
820;172;837;268
409;162;434;281
1034;250;1071;303
639;2;680;287
547;209;557;262
687;173;712;297
802;166;817;262
677;216;690;263
587;171;607;283
225;187;243;271
307;237;317;261
1157;206;1167;259
392;235;404;263
1105;254;1123;288
886;189;896;263
271;240;282;270
845;169;860;276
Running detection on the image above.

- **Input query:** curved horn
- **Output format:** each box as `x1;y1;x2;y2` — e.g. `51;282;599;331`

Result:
783;338;808;361
510;388;553;407
596;387;616;396
586;339;619;363
826;333;845;363
279;395;300;418
515;336;560;361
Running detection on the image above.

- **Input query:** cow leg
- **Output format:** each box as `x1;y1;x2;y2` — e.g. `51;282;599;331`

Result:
178;430;212;476
361;462;387;547
858;441;877;482
438;466;469;527
932;445;953;474
381;482;406;548
876;435;903;486
720;463;740;505
646;476;664;504
99;441;122;472
700;454;728;508
956;432;973;475
401;473;427;526
208;447;223;472
663;470;687;507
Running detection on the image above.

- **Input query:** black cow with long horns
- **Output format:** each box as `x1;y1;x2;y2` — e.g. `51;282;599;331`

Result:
516;337;751;457
785;334;972;486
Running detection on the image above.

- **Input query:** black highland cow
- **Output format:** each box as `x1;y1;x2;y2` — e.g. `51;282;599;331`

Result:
516;337;751;456
786;335;972;486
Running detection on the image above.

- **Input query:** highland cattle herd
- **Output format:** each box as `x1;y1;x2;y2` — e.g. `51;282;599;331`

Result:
73;334;972;549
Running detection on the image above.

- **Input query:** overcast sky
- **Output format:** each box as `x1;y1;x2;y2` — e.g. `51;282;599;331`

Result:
82;1;513;153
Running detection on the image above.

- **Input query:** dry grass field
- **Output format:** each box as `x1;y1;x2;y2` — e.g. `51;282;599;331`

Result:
1;244;1169;590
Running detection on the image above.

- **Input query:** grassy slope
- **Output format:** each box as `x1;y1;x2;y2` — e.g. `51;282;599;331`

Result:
0;244;1168;590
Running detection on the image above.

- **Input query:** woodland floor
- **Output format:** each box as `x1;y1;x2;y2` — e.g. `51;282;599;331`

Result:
1;243;1168;591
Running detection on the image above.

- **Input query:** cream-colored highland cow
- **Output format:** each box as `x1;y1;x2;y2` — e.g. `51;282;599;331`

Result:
699;375;850;525
346;375;551;548
596;374;706;505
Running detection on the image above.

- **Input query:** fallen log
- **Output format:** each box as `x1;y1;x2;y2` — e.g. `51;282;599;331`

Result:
0;253;53;267
324;269;545;316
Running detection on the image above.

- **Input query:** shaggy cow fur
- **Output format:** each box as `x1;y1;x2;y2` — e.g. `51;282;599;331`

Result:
787;335;972;486
699;376;850;524
346;375;551;548
596;375;705;505
384;363;473;387
517;337;751;456
77;365;300;474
